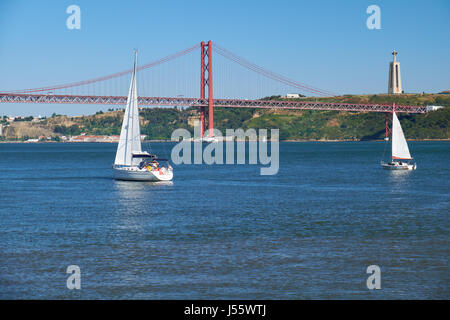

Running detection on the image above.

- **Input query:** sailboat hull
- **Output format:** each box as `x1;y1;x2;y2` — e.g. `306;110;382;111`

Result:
381;162;416;170
113;167;173;181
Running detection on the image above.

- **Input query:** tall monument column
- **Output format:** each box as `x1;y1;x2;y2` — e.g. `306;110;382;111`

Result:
388;50;402;94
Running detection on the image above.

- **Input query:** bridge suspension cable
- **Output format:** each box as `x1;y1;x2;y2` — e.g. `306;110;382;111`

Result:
5;43;200;94
212;42;335;97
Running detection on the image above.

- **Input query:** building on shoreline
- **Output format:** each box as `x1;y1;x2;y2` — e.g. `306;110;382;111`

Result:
426;105;444;112
68;134;146;142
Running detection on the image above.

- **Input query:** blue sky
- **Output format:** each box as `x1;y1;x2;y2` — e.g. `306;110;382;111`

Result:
0;0;449;116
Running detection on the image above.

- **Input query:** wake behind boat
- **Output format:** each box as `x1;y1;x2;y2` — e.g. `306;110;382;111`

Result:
381;105;416;171
113;50;173;181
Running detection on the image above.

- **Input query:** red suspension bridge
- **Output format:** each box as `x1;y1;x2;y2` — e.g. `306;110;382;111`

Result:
0;41;427;137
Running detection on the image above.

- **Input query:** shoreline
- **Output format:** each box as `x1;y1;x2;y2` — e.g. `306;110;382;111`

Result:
1;138;449;144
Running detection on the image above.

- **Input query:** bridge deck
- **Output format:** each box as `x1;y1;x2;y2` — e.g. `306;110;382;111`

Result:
0;93;427;113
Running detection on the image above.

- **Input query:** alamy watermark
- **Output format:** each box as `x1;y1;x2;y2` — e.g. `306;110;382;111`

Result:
366;5;381;30
66;265;81;289
66;5;81;30
171;122;279;175
366;265;381;290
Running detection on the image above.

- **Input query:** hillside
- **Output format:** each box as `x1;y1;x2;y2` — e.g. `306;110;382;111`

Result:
281;93;450;106
1;94;449;141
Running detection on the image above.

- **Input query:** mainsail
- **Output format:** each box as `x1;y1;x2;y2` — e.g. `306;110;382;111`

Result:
391;111;412;160
114;51;142;166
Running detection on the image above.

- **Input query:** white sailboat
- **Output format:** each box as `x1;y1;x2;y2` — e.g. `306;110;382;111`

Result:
113;50;173;181
381;106;417;170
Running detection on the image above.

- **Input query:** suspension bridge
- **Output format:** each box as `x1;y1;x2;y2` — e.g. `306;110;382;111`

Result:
0;41;427;137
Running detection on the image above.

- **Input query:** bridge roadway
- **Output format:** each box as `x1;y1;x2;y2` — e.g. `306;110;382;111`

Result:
0;93;427;113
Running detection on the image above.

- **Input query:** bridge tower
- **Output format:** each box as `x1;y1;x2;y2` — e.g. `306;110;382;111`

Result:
200;41;214;137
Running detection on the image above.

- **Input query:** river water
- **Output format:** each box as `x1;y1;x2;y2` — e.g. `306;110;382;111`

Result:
0;141;448;299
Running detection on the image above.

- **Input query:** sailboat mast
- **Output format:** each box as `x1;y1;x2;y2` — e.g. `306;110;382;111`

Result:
114;50;140;167
126;50;138;164
385;113;389;140
392;103;394;160
130;49;137;156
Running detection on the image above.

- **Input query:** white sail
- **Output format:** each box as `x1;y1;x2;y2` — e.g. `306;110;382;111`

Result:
114;51;142;166
391;111;412;160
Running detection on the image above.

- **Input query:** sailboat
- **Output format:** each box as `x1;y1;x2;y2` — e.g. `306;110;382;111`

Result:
381;105;417;170
113;50;173;181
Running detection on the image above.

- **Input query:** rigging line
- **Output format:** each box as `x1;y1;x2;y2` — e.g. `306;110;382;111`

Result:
4;44;201;94
382;137;388;163
381;116;391;162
